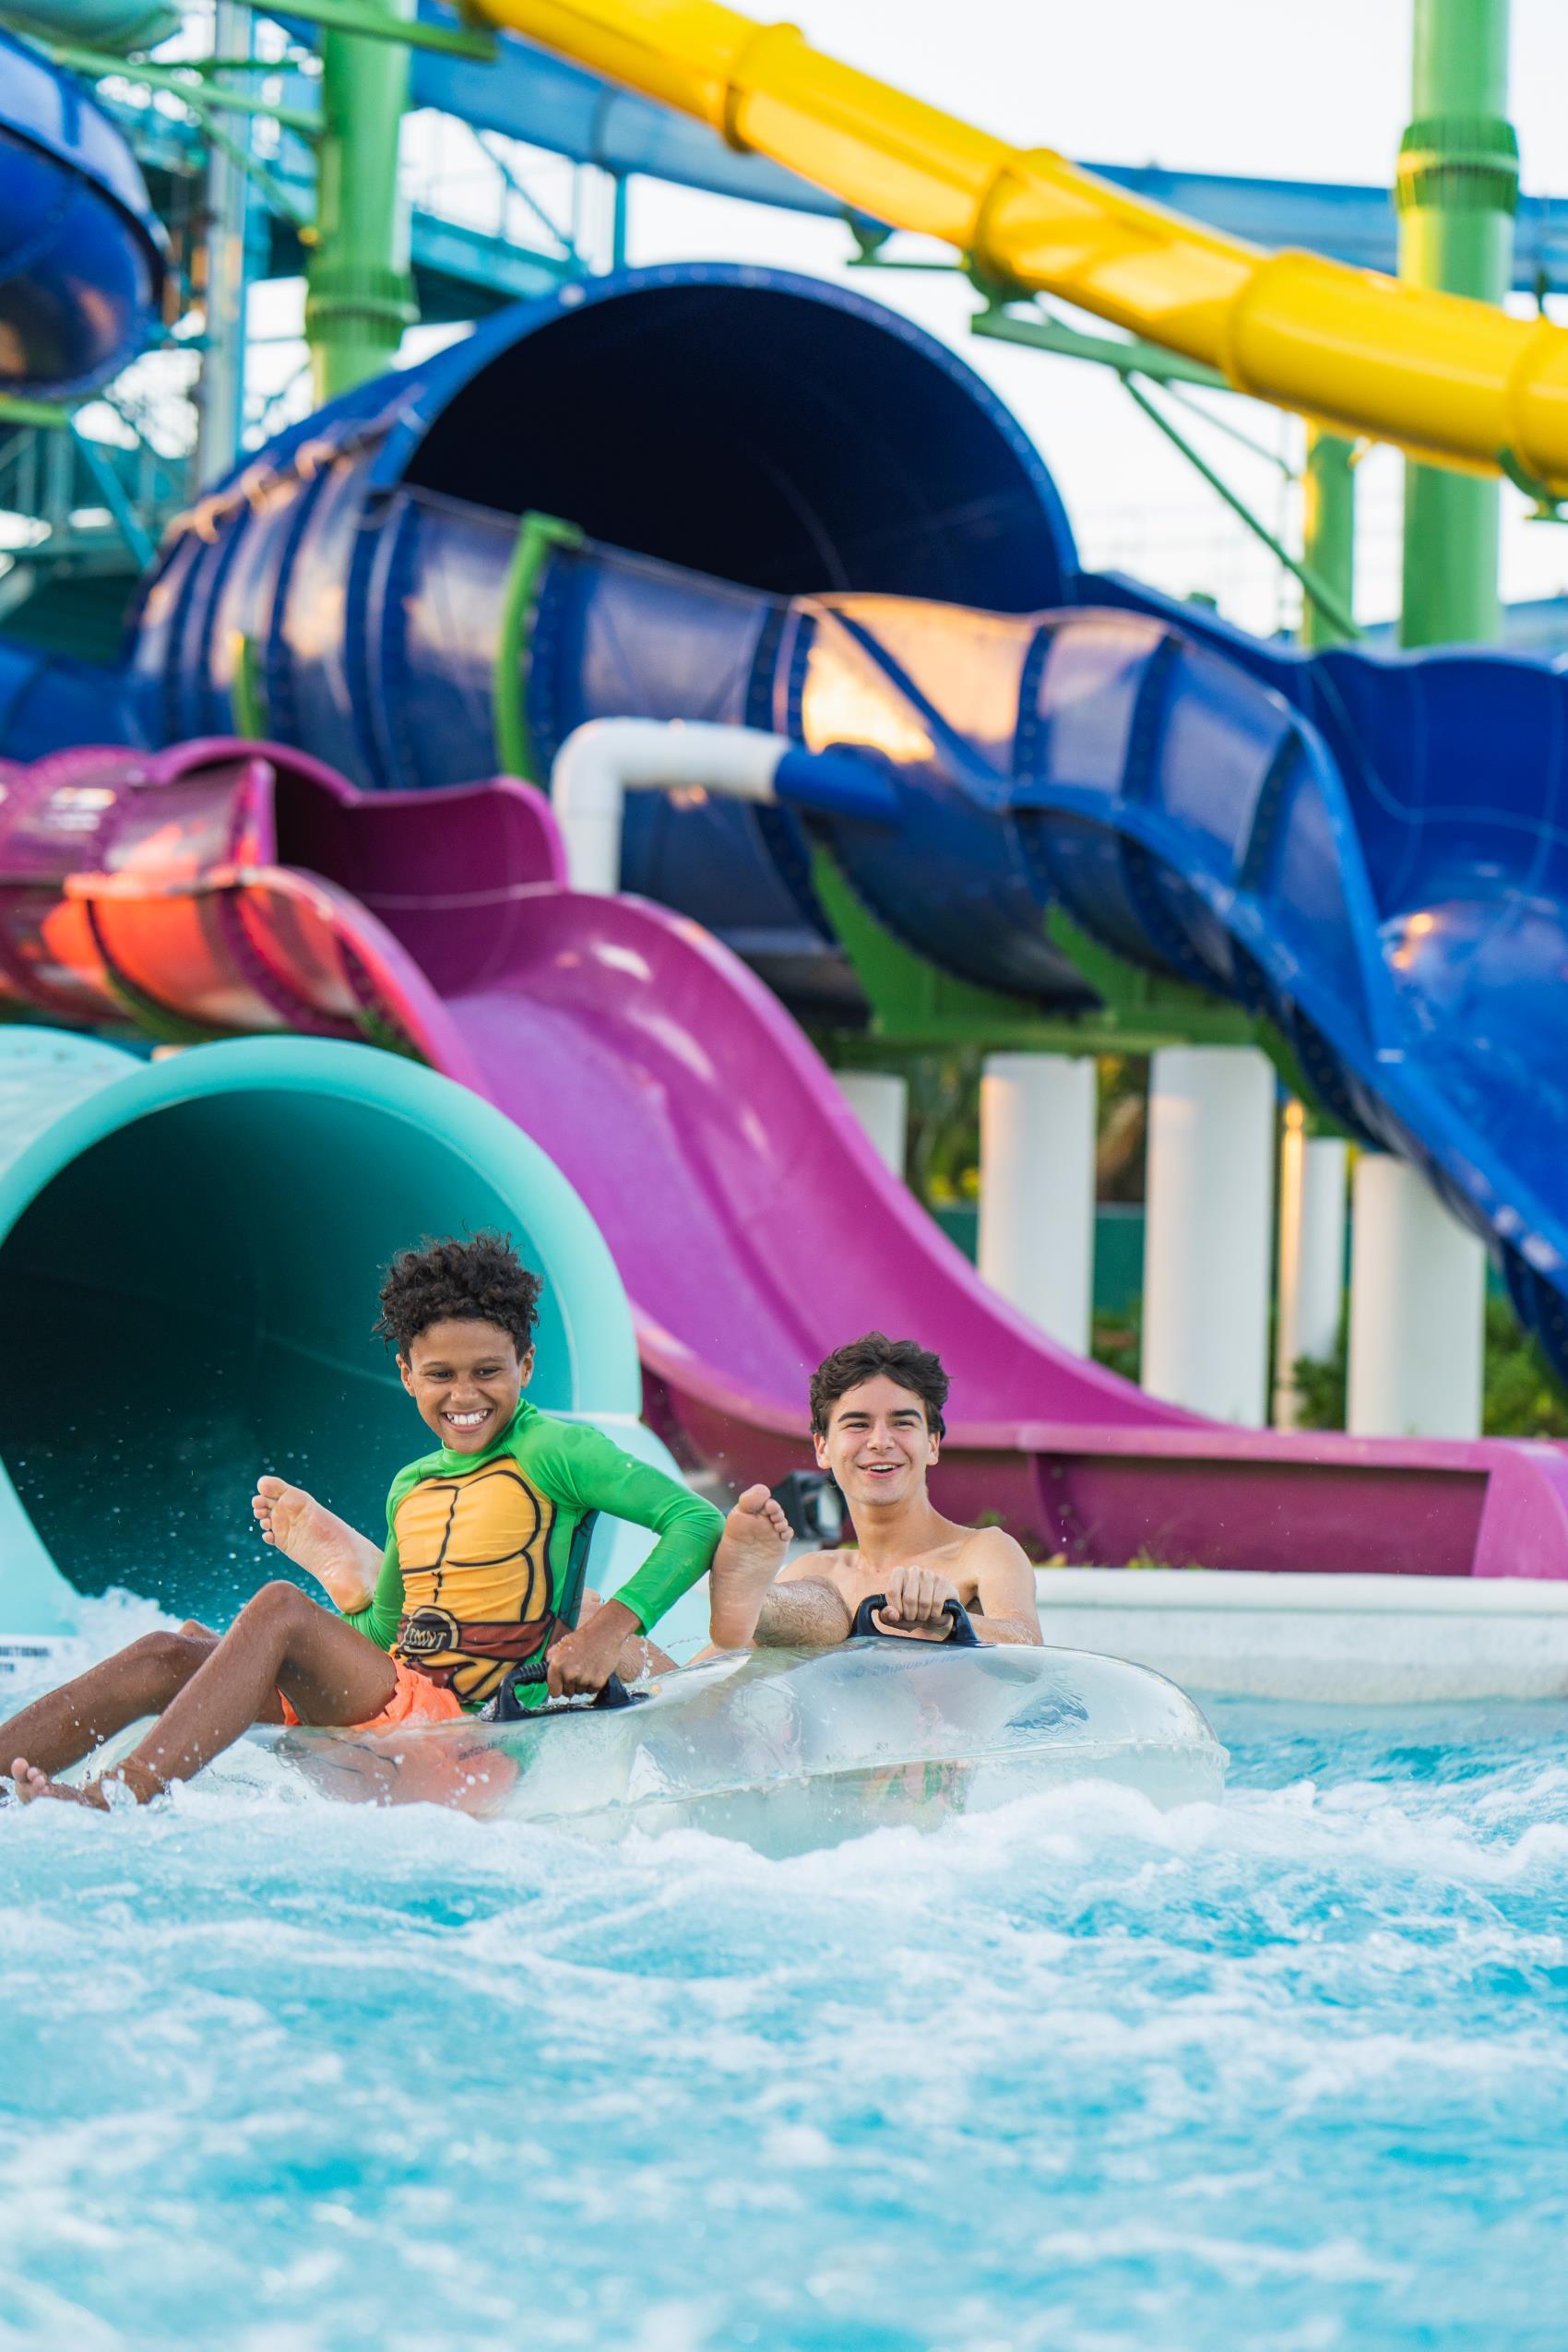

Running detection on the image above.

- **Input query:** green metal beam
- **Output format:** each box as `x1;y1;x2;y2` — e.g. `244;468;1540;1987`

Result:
976;309;1360;639
1397;0;1516;647
1159;377;1293;477
808;849;1341;1126
305;0;418;404
971;304;1230;393
847;255;968;276
1300;426;1358;646
809;849;1260;1054
1123;377;1363;641
1047;909;1336;1113
493;511;586;782
231;635;267;738
43;43;320;134
203;113;312;231
69;427;155;567
0;396;73;429
267;0;499;54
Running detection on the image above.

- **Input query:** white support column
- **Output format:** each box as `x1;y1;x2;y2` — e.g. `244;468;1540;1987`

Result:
1348;1154;1486;1438
195;0;253;485
977;1053;1097;1354
1142;1045;1277;1426
837;1071;908;1180
1274;1106;1349;1429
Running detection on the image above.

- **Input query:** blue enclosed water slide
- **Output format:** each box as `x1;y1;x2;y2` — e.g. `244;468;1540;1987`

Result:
0;49;1565;1380
0;24;165;401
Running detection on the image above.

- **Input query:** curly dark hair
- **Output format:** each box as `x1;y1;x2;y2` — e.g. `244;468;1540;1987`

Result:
809;1333;948;1439
374;1232;543;1360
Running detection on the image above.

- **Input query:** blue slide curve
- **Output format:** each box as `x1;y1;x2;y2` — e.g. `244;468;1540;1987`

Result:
0;69;1563;1384
0;25;164;400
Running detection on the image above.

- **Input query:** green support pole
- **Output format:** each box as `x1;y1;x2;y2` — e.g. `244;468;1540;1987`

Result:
1301;428;1356;647
305;0;418;406
1396;0;1516;647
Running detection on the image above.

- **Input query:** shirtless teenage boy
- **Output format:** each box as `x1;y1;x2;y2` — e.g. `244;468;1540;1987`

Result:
709;1332;1043;1653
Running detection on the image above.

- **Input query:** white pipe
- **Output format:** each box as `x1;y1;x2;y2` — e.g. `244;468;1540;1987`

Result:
1273;1109;1348;1428
978;1052;1097;1353
1142;1045;1277;1425
552;719;791;892
837;1072;908;1179
1348;1155;1487;1438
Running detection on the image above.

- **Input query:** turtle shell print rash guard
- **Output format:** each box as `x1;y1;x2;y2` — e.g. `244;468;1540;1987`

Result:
345;1399;724;1709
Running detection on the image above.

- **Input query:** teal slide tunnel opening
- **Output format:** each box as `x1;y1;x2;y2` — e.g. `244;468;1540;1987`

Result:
0;1032;642;1633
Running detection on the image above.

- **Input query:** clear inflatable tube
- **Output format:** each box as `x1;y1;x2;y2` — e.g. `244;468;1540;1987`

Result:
272;1638;1228;1853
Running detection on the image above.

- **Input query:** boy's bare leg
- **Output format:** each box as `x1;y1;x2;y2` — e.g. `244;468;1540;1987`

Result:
753;1580;854;1648
707;1485;792;1649
0;1627;225;1782
12;1582;397;1811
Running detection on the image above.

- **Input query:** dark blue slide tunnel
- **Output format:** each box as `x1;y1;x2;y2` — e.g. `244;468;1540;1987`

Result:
121;267;1082;991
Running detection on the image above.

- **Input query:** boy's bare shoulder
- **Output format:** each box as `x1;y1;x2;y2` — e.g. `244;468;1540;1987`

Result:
954;1523;1032;1570
777;1546;861;1586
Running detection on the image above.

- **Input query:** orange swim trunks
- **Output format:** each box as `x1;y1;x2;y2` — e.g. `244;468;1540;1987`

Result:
277;1655;468;1732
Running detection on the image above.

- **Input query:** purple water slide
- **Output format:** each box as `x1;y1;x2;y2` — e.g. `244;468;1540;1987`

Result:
4;736;1567;1578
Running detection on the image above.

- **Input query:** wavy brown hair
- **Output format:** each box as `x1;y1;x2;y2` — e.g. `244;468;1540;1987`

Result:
374;1232;542;1360
809;1333;948;1439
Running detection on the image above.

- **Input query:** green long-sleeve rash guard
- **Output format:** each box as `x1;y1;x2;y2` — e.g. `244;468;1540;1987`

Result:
343;1398;724;1708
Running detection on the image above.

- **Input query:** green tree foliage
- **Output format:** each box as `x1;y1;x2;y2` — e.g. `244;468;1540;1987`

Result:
1479;1298;1568;1438
1290;1298;1568;1437
1091;1298;1142;1384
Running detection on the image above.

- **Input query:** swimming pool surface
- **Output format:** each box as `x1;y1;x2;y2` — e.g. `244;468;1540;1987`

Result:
4;1593;1565;2351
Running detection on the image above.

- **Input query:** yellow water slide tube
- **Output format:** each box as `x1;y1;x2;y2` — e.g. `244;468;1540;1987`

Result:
479;0;1568;493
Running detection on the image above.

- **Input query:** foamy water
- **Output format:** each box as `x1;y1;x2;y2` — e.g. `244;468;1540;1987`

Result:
3;1596;1565;2351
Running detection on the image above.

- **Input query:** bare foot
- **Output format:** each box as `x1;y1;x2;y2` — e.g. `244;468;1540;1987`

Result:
707;1485;792;1649
253;1478;381;1611
10;1756;108;1809
12;1753;171;1808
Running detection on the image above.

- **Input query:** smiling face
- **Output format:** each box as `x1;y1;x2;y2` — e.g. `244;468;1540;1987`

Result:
814;1373;939;1514
398;1316;534;1454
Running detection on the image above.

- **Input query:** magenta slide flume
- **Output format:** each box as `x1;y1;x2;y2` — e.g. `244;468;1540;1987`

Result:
3;735;1566;1579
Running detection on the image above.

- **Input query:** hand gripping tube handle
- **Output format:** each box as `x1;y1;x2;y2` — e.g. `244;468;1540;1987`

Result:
849;1594;981;1645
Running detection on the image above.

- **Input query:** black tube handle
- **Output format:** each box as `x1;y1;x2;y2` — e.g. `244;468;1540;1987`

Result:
494;1656;638;1720
850;1593;980;1646
595;1674;636;1709
511;1652;634;1700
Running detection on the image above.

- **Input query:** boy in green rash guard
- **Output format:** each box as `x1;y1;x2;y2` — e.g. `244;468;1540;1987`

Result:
6;1234;786;1811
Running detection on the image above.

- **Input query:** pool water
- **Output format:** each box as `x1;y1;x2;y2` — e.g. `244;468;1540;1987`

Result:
3;1594;1565;2352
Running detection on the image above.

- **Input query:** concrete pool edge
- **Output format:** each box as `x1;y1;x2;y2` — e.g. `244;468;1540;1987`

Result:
1039;1567;1568;1701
